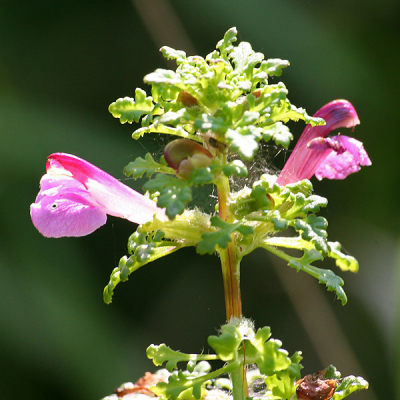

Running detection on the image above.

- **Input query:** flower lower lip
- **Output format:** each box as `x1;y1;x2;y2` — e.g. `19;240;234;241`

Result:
276;100;369;185
31;153;165;238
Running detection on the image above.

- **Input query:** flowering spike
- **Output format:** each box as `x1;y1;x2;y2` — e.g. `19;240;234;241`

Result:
30;153;165;238
276;100;368;185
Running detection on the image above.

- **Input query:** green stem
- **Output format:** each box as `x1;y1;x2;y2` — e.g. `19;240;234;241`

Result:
216;174;242;321
216;173;246;400
231;365;247;400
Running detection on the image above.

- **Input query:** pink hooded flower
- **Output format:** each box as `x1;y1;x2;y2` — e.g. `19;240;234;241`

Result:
30;153;165;238
276;100;371;186
309;135;371;180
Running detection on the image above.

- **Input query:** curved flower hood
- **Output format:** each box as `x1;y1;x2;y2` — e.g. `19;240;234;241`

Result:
277;100;371;185
30;153;165;238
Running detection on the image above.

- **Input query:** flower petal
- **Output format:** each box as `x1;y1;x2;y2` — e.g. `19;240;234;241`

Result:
315;135;372;180
47;153;166;224
277;100;360;185
30;174;107;237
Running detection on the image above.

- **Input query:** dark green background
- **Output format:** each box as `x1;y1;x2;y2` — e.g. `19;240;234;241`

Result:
1;1;398;399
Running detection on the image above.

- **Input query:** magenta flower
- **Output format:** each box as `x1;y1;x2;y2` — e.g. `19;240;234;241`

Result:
276;100;371;186
30;153;165;238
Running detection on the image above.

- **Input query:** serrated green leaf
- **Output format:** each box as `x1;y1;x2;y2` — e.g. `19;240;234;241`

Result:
161;46;187;63
222;160;248;178
272;216;289;231
264;370;296;399
303;264;348;305
262;245;348;304
324;364;342;380
151;370;200;400
150;361;239;400
333;375;369;400
286;104;326;126
257;339;291;376
194;114;229;134
290;250;347;304
109;89;154;123
103;230;181;304
124;153;175;178
265;58;290;76
239;111;260;126
226;126;262;160
288;351;303;380
328;241;359;273
292;215;328;254
146;344;217;371
287;248;324;271
197;216;254;255
250;185;271;209
103;241;181;304
245;327;291;376
144;69;189;102
262;122;293;148
208;324;243;361
216;27;238;57
230;41;263;73
189;167;215;185
158;186;193;219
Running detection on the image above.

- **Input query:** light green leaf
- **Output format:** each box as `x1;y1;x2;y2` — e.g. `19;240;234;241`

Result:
161;46;187;63
222;160;248;178
216;27;238;57
226;126;262;160
132;124;195;141
146;344;217;371
197;216;254;255
265;58;290;76
328;241;359;273
264;370;296;399
103;233;181;304
262;122;293;148
208;323;243;361
108;89;154;123
124;153;175;178
333;375;369;400
150;362;239;400
292;215;328;255
246;327;291;376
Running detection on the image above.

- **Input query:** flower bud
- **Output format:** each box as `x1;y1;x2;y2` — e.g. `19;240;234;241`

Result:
177;91;198;107
252;89;262;98
164;139;213;178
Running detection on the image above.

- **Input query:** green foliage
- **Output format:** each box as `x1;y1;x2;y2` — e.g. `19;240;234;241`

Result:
328;241;359;273
151;362;240;400
110;27;324;158
148;320;302;400
144;175;193;219
106;27;368;400
197;216;254;255
103;230;182;304
142;320;368;400
207;323;243;361
292;214;329;255
146;344;218;371
108;89;154;124
333;375;369;399
124;153;175;178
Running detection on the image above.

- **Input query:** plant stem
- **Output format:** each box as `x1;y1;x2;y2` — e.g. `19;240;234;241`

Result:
231;366;247;400
216;173;246;400
216;174;242;320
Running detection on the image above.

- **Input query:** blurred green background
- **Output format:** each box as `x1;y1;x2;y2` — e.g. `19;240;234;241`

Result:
1;0;398;399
